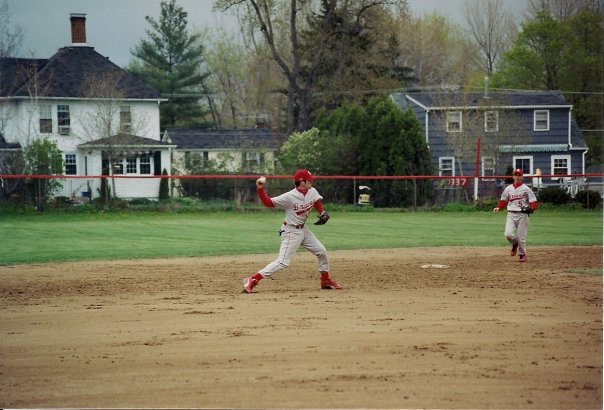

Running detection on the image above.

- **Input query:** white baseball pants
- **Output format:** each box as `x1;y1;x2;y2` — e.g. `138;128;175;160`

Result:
505;212;529;255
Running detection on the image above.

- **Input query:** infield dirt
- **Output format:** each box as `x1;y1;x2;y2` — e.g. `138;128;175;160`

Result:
0;246;601;408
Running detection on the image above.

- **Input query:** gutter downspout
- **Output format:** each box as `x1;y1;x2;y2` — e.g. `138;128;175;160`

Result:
425;110;430;146
568;108;573;148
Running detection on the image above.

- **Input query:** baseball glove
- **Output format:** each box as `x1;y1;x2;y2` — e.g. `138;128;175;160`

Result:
314;211;330;225
520;206;534;215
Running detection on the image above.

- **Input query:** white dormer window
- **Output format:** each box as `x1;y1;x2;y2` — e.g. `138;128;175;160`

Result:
446;111;462;132
534;110;549;131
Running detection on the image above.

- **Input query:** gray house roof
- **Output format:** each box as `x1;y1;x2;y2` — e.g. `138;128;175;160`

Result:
79;134;176;149
402;90;571;110
0;47;164;100
164;128;282;150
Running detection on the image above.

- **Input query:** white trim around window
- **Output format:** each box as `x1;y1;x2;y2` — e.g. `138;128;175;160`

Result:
111;155;153;176
439;157;455;176
446;111;462;133
551;155;571;180
513;156;533;176
484;111;498;132
534;110;549;131
64;153;77;175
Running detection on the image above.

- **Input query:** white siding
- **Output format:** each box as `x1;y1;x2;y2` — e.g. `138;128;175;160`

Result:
2;98;168;200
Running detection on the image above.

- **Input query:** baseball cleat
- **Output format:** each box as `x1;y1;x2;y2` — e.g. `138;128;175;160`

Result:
242;276;258;293
321;279;343;290
510;243;518;256
518;254;527;262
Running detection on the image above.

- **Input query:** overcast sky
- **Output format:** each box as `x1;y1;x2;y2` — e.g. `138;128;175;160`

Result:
7;0;529;68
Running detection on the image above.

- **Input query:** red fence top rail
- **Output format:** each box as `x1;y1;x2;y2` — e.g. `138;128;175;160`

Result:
1;173;603;180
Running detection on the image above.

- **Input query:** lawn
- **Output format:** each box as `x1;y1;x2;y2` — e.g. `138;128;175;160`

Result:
1;209;601;265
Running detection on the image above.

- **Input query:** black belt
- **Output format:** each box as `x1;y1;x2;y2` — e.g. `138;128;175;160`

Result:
283;221;305;229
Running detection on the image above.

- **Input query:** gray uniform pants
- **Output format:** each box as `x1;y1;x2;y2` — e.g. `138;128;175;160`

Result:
505;212;529;255
259;224;329;277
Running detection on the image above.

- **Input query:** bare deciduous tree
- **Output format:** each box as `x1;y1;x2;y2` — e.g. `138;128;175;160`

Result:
463;0;517;75
80;70;150;201
0;0;22;58
526;0;602;21
397;13;480;87
216;0;403;133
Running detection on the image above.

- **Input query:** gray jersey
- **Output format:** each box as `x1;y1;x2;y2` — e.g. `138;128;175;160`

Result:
500;183;537;211
271;187;323;226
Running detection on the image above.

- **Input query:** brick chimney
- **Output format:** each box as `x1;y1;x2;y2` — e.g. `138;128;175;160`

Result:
70;13;87;45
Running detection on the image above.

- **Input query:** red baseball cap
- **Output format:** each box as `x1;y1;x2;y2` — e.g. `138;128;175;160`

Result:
294;169;314;182
513;169;523;176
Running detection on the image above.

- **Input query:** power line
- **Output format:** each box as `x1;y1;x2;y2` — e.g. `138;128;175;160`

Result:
161;86;604;99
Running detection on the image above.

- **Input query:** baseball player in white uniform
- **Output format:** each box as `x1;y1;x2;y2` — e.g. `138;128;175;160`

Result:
493;168;539;262
243;169;343;293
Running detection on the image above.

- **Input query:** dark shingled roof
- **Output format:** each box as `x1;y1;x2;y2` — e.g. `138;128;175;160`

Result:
404;91;571;108
0;47;163;99
164;128;282;150
79;134;176;148
0;58;48;95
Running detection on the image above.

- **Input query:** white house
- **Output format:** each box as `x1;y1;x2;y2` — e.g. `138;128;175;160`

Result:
0;14;174;200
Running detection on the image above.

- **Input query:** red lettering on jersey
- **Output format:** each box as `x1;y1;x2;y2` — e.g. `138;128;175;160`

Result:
294;200;315;216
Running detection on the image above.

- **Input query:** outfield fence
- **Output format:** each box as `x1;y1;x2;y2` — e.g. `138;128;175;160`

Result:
1;173;603;208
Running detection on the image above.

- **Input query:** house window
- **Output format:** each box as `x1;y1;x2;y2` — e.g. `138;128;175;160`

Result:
64;153;77;175
57;104;70;135
126;157;137;174
482;157;495;180
534;110;549;131
246;151;265;167
111;156;153;175
140;154;151;174
184;151;208;169
446;111;462;132
484;111;498;132
513;156;532;176
112;161;124;175
439;157;455;176
551;155;570;179
120;106;132;133
39;105;52;133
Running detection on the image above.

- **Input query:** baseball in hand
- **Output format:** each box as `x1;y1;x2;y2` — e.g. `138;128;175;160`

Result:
256;176;266;187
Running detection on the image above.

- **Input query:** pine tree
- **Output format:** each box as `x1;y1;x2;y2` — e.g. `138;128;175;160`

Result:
129;0;211;129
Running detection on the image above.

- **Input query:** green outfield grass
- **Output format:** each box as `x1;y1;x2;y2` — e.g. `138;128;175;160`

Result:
0;209;601;265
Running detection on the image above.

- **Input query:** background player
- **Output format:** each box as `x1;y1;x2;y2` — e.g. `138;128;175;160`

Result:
493;169;538;262
243;169;343;293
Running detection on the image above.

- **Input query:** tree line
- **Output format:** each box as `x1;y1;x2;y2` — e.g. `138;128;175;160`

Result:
127;0;602;170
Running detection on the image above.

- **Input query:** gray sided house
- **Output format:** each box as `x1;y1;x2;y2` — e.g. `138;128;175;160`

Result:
0;14;171;201
391;90;590;197
162;127;282;195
